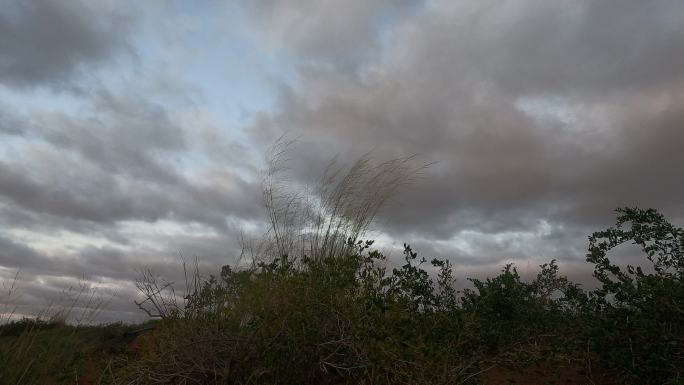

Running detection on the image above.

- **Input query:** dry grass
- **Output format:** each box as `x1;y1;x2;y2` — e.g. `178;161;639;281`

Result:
133;136;429;319
0;277;119;385
260;135;429;262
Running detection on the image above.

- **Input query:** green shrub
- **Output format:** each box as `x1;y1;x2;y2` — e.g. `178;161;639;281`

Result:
122;238;591;384
585;207;684;384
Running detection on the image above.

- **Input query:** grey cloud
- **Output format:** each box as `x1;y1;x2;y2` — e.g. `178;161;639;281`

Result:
0;266;144;323
0;160;138;223
242;0;421;69
0;201;137;247
0;236;221;288
0;87;265;229
250;0;684;260
0;157;263;229
0;2;273;321
483;0;684;96
0;100;26;135
34;90;186;184
389;0;684;97
0;235;242;323
0;235;43;269
0;0;137;89
0;85;264;321
0;158;183;225
4;0;684;322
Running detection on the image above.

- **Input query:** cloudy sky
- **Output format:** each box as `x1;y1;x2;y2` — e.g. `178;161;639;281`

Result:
1;0;683;322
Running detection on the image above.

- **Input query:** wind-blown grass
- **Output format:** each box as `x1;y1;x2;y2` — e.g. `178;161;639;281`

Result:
260;136;429;262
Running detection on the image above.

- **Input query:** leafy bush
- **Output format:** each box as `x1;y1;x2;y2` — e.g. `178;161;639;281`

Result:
120;208;684;385
585;207;684;384
120;239;579;384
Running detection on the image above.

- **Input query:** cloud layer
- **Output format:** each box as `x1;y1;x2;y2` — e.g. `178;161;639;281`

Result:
1;0;683;321
0;0;136;89
253;0;684;239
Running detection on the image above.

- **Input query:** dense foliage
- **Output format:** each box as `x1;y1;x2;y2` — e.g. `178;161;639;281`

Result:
114;207;683;385
585;208;684;383
1;207;682;384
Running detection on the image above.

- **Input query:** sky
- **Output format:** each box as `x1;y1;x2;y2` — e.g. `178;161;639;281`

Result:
1;0;683;322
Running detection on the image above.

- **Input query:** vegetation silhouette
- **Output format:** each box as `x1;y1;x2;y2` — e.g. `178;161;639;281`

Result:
113;207;682;385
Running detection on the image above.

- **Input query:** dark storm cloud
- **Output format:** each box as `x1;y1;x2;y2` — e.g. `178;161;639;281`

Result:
249;0;684;264
0;0;136;89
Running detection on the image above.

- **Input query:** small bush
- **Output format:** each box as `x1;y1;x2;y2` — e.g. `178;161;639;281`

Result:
585;207;684;384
